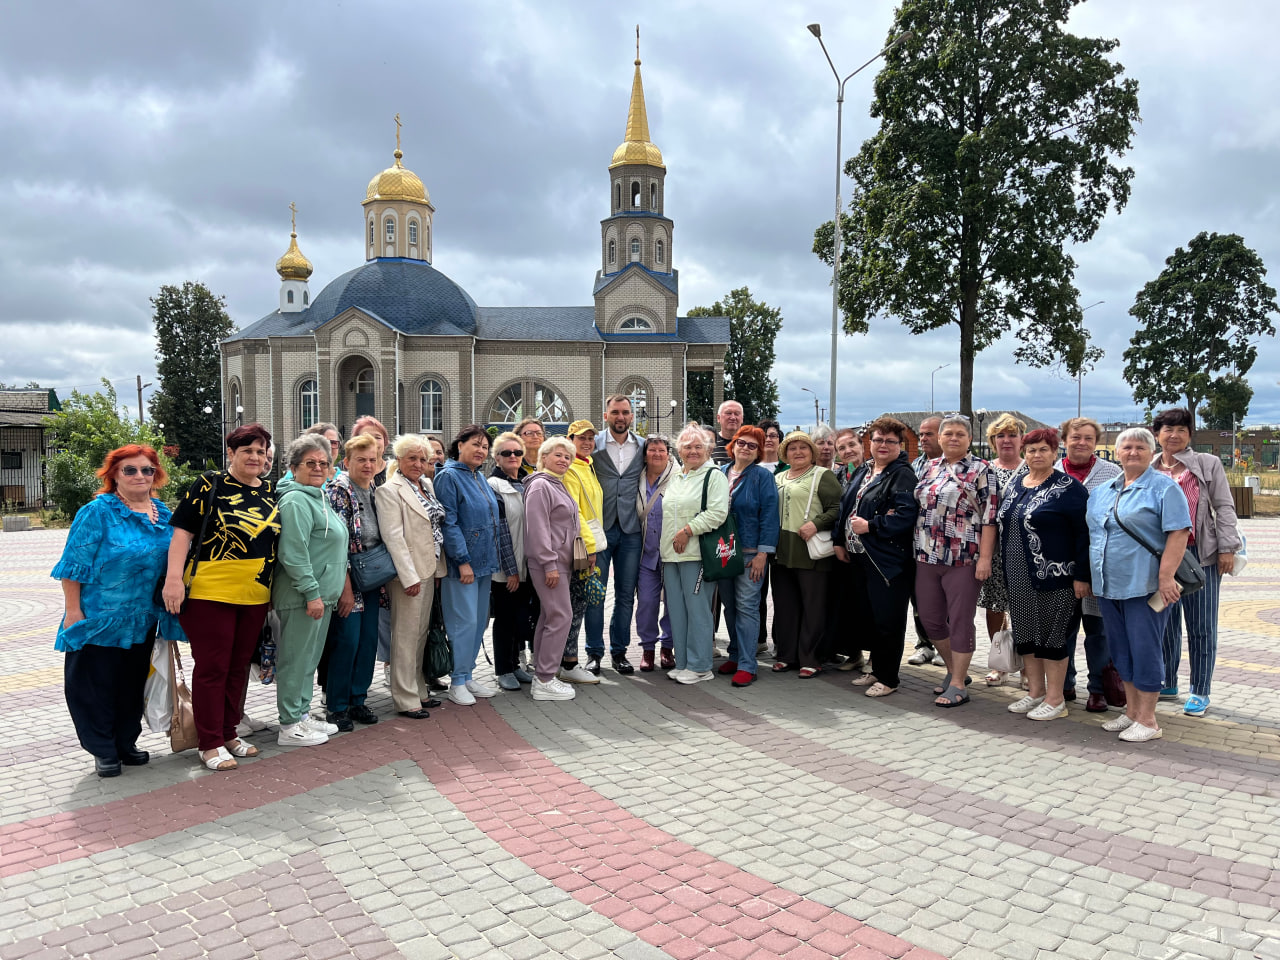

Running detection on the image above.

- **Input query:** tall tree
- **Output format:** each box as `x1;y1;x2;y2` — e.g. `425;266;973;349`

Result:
1201;374;1253;431
687;287;782;424
813;0;1139;415
148;282;236;467
1123;232;1277;423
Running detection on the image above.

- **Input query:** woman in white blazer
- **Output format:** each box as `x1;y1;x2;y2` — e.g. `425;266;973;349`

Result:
375;435;446;719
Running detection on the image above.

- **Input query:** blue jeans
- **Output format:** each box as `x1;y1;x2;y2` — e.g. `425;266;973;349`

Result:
663;561;715;673
1065;607;1110;695
441;578;490;686
1161;548;1223;696
720;556;764;676
326;605;380;713
585;524;642;660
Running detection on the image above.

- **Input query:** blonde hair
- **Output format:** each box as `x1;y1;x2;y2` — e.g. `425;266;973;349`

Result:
344;433;380;457
986;412;1027;442
536;436;575;469
492;431;524;456
391;433;430;460
1060;417;1102;441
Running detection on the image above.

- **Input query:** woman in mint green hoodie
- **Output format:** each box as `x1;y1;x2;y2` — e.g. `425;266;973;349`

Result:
273;435;349;746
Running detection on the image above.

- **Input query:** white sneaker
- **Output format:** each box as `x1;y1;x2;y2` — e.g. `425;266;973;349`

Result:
1118;721;1162;742
676;670;714;685
558;665;601;685
466;679;497;698
235;713;268;738
531;677;576;701
448;684;476;706
1008;695;1045;714
304;716;339;736
278;722;327;747
1102;714;1134;733
907;647;935;666
667;668;688;681
931;652;945;666
1027;700;1068;721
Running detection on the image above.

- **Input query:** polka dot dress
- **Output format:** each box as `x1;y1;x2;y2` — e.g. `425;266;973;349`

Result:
1001;481;1077;658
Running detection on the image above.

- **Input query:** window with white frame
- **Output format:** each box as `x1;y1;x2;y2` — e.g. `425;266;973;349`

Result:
656;239;664;264
420;379;443;432
630;237;640;261
299;379;318;429
384;217;395;243
618;316;652;331
409;220;418;245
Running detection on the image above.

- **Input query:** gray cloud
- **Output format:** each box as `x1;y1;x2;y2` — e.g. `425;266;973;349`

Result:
1;0;1277;430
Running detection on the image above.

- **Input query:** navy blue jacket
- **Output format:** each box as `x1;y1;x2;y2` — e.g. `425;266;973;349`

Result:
720;462;780;555
833;452;919;581
997;470;1090;591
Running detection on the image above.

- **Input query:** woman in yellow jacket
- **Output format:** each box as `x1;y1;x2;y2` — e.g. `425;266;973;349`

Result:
558;419;604;684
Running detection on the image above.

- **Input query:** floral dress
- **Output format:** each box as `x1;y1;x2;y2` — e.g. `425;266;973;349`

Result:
978;462;1019;614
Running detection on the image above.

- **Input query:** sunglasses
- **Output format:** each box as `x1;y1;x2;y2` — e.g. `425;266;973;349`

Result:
497;449;523;457
120;465;157;477
735;440;758;450
299;460;330;470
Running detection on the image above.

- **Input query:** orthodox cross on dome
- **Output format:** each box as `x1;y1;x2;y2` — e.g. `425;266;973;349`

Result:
636;24;640;64
289;201;297;234
394;113;402;159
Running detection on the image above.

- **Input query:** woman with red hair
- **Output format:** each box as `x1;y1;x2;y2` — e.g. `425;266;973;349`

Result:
52;444;182;778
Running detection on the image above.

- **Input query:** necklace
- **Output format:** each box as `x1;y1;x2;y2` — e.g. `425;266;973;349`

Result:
117;491;157;523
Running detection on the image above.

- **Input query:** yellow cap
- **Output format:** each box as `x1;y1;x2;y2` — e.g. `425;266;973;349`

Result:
566;419;597;437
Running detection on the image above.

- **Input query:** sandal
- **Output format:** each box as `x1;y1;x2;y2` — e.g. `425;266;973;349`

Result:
850;673;877;686
984;671;1005;686
226;739;259;758
798;667;823;679
772;662;791;673
933;674;972;696
935;686;970;708
201;747;237;771
865;682;896;698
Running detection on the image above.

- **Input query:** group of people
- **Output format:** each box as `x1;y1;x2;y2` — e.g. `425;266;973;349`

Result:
51;399;1242;777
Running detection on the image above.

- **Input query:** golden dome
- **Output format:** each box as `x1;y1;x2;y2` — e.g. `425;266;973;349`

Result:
609;59;665;170
365;148;429;204
275;232;313;281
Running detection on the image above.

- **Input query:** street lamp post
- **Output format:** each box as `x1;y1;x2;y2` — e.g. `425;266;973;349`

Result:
1076;300;1105;418
930;363;950;414
800;387;820;430
974;408;988;458
808;24;912;430
637;397;679;433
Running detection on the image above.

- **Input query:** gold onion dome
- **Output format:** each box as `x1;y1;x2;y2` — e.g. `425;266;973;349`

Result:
610;57;665;170
365;148;429;203
275;231;313;281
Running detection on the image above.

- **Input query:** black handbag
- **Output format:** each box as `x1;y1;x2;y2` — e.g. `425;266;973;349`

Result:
424;597;453;681
1110;493;1205;598
152;472;219;613
349;542;398;593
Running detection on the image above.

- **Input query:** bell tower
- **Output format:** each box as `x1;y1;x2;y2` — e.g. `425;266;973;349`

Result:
594;29;677;335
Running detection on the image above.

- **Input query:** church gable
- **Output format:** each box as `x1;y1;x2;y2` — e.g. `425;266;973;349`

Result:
594;267;677;333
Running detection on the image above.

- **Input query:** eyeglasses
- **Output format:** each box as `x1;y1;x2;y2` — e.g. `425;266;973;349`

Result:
299;460;329;470
735;440;758;450
519;429;544;438
497;449;523;458
120;465;157;477
941;413;971;423
871;438;901;445
329;440;341;447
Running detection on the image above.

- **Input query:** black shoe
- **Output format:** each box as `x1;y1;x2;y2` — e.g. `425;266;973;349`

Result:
327;710;354;732
349;704;379;725
612;657;635;675
95;757;122;778
428;678;449;691
1063;687;1077;702
119;747;150;766
398;708;431;719
585;657;602;676
420;698;443;709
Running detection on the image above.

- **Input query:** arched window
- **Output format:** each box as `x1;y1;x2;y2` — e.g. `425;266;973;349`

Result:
630;237;641;262
631;181;640;208
356;367;374;392
656;239;664;265
622;381;649;429
614;182;621;211
368;220;374;245
532;383;568;423
409;220;419;245
490;384;523;423
286;290;294;304
354;366;375;417
650;183;658;209
607;239;616;265
231;382;242;421
419;379;443;433
299;379;318;429
302;290;309;305
384;217;395;243
619;317;653;331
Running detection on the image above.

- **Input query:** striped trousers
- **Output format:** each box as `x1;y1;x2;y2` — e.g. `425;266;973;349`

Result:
1160;545;1223;696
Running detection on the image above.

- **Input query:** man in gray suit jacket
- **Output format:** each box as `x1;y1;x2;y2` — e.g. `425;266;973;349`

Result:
585;394;647;674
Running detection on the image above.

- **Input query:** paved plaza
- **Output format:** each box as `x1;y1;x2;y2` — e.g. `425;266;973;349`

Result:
1;520;1279;960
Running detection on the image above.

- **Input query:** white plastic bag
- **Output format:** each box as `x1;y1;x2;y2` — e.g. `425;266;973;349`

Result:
143;635;173;733
987;628;1021;673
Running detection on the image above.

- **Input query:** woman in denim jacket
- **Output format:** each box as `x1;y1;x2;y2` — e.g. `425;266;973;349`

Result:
433;425;518;706
716;425;780;687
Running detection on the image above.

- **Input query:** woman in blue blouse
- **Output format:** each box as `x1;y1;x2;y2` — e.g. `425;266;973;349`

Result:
716;425;780;687
52;445;183;778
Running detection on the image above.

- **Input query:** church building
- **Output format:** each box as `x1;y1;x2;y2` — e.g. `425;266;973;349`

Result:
220;48;729;444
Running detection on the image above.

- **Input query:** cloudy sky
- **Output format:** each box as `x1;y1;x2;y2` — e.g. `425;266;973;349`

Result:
2;0;1278;431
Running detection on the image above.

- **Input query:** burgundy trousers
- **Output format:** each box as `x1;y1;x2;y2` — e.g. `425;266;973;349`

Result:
180;599;268;751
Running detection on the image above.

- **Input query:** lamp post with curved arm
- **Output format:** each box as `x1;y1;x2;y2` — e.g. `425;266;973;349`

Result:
808;24;913;430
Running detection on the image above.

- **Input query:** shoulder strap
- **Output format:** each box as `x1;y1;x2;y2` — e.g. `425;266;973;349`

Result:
700;467;712;511
1110;488;1163;560
803;467;820;520
187;472;220;581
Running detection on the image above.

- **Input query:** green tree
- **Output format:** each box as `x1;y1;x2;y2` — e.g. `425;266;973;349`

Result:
687;287;782;424
685;371;715;428
813;0;1139;415
45;380;196;518
1201;374;1253;431
1123;232;1278;424
148;281;236;467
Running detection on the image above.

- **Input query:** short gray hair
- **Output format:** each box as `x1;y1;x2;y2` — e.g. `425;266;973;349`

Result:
811;423;836;443
1115;426;1156;451
676;422;710;456
536;436;575;469
286;433;331;470
391;433;430;461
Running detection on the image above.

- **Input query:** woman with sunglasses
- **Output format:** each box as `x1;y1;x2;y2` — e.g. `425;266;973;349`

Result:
488;432;537;690
913;414;998;707
54;445;183;778
715;425;780;687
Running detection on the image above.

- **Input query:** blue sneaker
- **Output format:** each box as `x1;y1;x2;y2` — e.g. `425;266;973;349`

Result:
1184;694;1209;717
1158;687;1179;700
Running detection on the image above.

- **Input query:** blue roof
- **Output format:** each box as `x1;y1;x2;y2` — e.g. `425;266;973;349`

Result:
477;307;598;341
593;264;679;297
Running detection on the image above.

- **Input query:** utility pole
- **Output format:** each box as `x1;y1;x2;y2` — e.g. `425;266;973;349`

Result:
136;375;153;425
